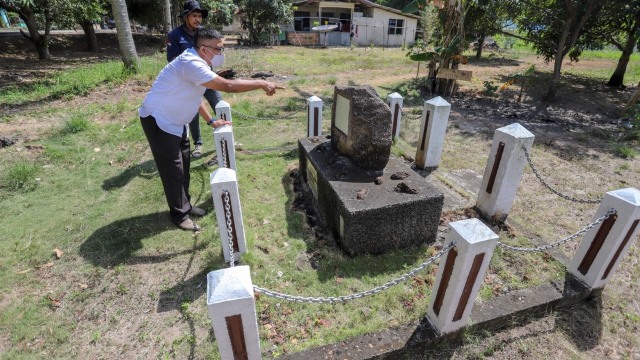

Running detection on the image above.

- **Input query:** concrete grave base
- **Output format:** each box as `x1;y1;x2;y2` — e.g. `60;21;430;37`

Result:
298;137;444;256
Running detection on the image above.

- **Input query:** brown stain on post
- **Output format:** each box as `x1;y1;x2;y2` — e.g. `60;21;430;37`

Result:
313;107;319;136
225;314;248;360
420;110;431;151
486;142;505;194
602;219;638;280
392;103;400;137
221;194;240;252
578;213;618;275
453;252;485;321
433;246;457;316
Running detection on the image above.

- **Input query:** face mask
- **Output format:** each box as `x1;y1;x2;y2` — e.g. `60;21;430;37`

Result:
211;54;225;68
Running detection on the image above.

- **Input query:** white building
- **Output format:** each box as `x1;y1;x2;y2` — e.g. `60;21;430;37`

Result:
287;0;421;47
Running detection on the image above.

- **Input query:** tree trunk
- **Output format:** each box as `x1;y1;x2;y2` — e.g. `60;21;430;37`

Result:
110;0;140;73
19;6;51;60
545;0;597;103
163;0;172;34
475;35;484;60
607;17;639;87
80;19;98;52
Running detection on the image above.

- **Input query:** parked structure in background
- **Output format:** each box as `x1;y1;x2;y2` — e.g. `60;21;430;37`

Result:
221;0;420;47
287;0;420;47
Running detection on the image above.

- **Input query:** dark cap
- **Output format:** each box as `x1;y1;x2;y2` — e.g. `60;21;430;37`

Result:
179;0;208;18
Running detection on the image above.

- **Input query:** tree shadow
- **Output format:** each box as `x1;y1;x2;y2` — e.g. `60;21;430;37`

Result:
102;159;158;190
79;211;207;268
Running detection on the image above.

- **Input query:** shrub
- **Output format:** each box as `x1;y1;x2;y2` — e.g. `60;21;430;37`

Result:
2;161;39;191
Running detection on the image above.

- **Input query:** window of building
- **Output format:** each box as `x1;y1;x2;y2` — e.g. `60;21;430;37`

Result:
388;19;404;35
294;11;310;31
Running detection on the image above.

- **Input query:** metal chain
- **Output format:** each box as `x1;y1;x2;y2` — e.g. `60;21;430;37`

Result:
253;242;455;304
232;109;303;121
522;146;600;204
221;138;228;168
223;190;235;267
400;107;423;120
497;208;617;252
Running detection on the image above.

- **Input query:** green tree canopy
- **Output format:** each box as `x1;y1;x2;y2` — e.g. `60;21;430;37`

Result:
236;0;292;45
500;0;609;102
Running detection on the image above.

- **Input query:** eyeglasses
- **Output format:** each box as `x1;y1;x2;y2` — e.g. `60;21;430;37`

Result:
201;45;225;54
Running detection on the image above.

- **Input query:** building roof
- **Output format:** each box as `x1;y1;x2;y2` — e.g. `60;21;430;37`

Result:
292;0;422;20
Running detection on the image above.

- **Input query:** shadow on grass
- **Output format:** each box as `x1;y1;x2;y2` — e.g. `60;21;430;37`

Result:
79;211;207;268
102;159;158;190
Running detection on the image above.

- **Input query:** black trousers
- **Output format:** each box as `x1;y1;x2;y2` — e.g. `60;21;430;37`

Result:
140;115;192;224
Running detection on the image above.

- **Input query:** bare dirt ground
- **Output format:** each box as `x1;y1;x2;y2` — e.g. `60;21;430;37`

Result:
1;32;639;359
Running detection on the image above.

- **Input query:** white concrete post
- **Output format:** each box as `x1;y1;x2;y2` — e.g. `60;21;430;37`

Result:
387;92;403;139
214;125;237;171
414;96;451;169
207;266;261;360
476;123;535;221
427;219;499;334
568;188;640;289
215;100;233;122
307;95;323;137
211;168;246;264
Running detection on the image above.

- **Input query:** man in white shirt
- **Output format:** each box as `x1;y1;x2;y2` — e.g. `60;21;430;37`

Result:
139;28;283;231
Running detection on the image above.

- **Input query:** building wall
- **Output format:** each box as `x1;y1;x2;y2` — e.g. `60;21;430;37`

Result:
352;8;417;47
285;2;418;47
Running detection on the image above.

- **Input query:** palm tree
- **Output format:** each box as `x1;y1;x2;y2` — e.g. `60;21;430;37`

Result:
110;0;140;73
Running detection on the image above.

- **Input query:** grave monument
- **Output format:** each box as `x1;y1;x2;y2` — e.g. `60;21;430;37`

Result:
298;86;444;255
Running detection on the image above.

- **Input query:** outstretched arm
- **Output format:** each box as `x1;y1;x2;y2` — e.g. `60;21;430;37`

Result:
202;76;284;96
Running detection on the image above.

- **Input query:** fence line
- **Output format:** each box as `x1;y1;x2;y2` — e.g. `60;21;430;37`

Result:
252;242;455;304
522;146;601;204
205;99;640;358
497;208;617;252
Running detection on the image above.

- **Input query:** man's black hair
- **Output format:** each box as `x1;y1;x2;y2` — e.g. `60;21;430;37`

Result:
194;27;224;46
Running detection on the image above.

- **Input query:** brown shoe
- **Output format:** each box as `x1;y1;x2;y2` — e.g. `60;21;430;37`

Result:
177;218;202;231
189;206;205;217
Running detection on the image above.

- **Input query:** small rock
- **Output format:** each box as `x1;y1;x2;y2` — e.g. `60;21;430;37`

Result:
390;171;409;180
374;176;383;185
395;182;419;194
356;188;368;200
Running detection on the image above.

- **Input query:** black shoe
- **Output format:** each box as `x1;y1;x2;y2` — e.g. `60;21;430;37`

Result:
189;206;205;217
177;218;202;231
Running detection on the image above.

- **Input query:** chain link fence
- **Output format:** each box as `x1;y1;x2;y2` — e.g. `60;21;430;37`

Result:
522;146;601;204
497;208;616;252
252;242;455;304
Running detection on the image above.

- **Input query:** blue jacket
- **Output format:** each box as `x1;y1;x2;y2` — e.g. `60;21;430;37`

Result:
166;25;195;62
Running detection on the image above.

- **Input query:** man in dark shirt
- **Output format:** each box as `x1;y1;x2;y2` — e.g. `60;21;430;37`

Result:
167;0;222;159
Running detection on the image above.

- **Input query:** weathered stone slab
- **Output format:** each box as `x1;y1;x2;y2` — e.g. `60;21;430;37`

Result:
299;137;444;256
331;86;392;171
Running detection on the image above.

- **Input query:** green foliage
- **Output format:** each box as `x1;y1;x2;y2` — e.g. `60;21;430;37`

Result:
236;0;292;46
201;0;237;29
483;80;498;95
507;0;607;62
613;144;638;159
2;161;39;192
60;115;92;135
